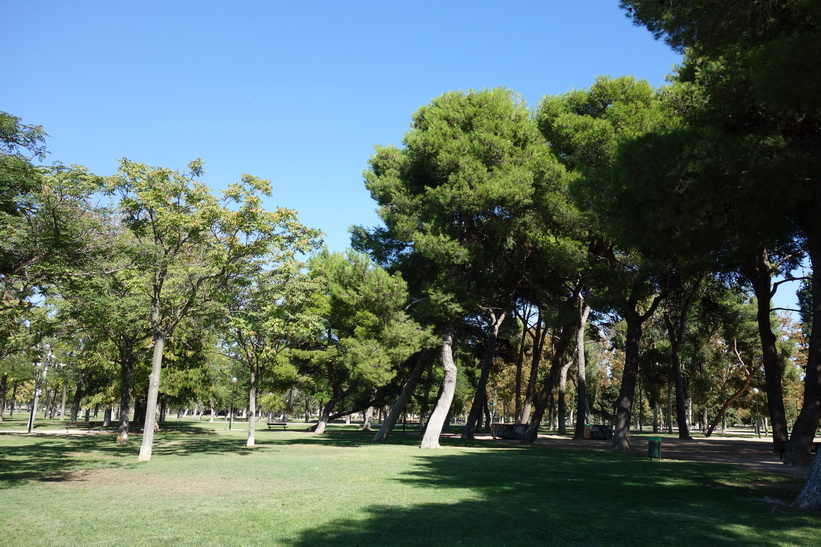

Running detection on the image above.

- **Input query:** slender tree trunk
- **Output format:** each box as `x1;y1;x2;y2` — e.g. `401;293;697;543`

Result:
138;330;166;461
612;310;642;452
513;304;531;424
374;350;433;441
70;378;83;421
59;384;67;421
0;374;7;422
421;325;458;449
117;349;135;445
523;325;574;443
557;357;573;435
463;310;506;439
246;365;258;447
705;362;756;437
663;276;702;440
519;308;547;424
786;241;821;466
574;299;592;439
749;248;789;444
612;287;664;452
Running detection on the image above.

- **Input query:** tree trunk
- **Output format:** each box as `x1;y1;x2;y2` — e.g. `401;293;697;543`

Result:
138;330;166;461
574;298;592;439
663;276;702;440
59;384;67;421
246;365;258;447
513;304;531;425
374;350;433;442
705;362;756;437
786;241;821;466
794;445;821;509
523;325;574;443
0;374;7;422
749;248;790;444
612;308;642;452
362;406;374;431
117;349;135;445
519;308;547;424
70;378;83;422
463;310;506;439
557;357;573;435
421;325;458;449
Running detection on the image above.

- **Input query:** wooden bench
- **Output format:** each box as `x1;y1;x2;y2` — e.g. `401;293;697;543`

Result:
773;441;820;459
266;422;288;430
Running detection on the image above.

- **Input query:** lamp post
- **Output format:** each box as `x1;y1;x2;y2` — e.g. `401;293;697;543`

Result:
228;377;238;430
752;387;760;438
27;347;52;434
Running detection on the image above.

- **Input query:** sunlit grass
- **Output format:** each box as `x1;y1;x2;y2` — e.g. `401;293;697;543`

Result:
1;418;819;545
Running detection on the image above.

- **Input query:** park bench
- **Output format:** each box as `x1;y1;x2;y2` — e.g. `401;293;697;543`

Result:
266;422;288;430
65;421;96;430
773;440;820;459
589;425;613;440
490;423;527;440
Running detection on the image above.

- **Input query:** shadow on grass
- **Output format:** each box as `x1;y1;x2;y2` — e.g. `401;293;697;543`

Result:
282;444;819;546
0;435;134;487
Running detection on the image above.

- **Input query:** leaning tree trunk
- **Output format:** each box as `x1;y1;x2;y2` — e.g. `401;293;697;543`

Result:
612;310;642;452
374;350;433;442
749;248;789;445
523;325;574;443
574;298;592;439
663;276;701;441
704;357;756;437
138;330;166;462
463;310;506;439
519;308;547;424
513;305;530;425
421;325;458;449
785;241;821;466
612;286;665;453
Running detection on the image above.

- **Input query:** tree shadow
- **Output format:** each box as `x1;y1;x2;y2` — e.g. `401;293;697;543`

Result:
0;435;134;487
282;447;818;546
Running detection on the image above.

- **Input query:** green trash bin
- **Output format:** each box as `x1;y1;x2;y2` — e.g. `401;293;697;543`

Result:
648;437;662;460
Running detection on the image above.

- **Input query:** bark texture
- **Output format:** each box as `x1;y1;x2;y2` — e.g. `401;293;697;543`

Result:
794;450;821;510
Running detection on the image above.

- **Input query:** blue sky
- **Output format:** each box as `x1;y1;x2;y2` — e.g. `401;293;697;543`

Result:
6;1;681;252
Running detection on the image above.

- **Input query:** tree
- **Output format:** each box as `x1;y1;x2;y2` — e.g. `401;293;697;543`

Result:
358;88;570;446
296;250;430;434
106;158;318;461
534;76;674;451
621;0;821;467
222;264;321;447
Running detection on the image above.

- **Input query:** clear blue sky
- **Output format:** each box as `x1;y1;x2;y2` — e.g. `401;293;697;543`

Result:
6;1;681;252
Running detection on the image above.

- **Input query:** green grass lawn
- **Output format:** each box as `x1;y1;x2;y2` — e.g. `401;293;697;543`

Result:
1;418;819;546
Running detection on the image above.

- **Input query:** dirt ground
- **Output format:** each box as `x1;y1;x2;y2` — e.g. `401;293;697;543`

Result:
480;433;815;477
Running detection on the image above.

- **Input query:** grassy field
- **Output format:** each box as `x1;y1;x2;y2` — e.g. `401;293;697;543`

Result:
1;418;819;546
